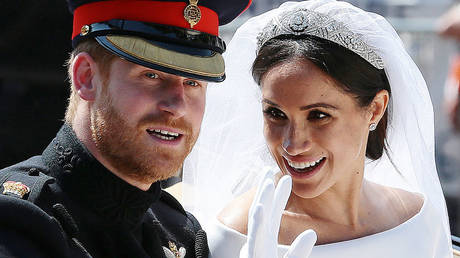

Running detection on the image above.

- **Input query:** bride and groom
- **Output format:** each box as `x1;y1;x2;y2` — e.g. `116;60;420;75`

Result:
0;0;452;257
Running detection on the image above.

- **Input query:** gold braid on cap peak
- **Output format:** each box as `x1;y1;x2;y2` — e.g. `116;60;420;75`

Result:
257;8;385;69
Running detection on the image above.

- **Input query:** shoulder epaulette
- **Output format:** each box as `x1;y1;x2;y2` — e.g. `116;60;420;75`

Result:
0;167;54;202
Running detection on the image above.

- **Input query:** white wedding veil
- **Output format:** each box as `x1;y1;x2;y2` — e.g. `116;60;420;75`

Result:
182;0;451;244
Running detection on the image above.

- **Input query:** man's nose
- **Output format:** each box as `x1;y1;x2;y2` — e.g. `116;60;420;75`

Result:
157;80;186;119
282;124;312;156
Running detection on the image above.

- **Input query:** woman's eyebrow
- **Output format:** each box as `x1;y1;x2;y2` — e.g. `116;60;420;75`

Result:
300;103;338;110
262;99;338;110
262;99;279;106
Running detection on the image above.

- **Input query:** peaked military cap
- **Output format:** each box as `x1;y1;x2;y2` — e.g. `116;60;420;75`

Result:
67;0;252;82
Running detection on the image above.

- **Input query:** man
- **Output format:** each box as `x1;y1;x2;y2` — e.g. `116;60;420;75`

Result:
0;0;250;257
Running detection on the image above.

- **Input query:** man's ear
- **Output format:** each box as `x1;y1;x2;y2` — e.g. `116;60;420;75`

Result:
369;90;389;125
72;52;98;101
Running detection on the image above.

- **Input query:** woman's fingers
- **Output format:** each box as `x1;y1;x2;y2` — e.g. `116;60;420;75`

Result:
284;229;317;258
271;175;292;240
245;204;265;258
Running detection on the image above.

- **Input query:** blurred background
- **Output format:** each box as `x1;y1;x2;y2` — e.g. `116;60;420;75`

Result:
1;0;460;235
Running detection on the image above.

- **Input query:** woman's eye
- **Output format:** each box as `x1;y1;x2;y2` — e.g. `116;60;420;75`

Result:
185;80;200;87
263;107;286;120
145;72;159;79
308;110;329;120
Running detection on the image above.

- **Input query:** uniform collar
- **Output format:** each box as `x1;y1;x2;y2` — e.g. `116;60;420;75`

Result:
42;124;162;227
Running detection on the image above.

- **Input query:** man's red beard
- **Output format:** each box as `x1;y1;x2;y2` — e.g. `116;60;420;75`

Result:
90;93;198;185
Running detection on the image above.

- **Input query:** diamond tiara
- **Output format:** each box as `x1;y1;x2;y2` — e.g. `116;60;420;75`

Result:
257;8;385;69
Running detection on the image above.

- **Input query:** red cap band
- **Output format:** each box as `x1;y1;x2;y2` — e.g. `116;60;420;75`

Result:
73;0;219;39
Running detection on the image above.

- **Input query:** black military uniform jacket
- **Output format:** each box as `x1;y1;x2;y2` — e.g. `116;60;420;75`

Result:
0;124;209;258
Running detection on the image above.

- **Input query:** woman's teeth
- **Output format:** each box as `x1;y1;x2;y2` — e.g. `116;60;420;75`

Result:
147;129;180;141
287;157;325;169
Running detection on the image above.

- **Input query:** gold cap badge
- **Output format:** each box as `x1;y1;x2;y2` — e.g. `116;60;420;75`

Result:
3;181;30;199
81;25;91;36
184;0;201;28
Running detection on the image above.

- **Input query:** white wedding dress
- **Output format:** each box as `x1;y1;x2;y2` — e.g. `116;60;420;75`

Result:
207;196;451;258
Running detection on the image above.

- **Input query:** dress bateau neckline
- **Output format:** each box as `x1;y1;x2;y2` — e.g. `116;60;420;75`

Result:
214;192;426;248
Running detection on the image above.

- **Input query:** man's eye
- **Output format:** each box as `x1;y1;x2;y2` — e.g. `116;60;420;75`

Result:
185;80;200;87
263;107;286;120
145;72;159;79
308;110;329;120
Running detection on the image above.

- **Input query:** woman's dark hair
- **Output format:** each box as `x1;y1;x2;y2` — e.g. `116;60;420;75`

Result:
252;35;391;160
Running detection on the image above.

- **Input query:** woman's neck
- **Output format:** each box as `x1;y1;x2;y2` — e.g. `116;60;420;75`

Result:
285;178;371;229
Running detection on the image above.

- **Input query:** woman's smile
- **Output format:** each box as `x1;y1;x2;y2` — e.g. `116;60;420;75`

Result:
283;156;327;179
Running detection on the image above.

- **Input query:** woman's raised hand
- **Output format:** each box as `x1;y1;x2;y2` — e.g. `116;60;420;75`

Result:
240;174;317;258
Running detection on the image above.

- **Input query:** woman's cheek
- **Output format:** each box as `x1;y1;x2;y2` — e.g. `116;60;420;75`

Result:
264;121;284;148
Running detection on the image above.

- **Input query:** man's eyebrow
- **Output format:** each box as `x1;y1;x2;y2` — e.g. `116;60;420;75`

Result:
262;99;338;110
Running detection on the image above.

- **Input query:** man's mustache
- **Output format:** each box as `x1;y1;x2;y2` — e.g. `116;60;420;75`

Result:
138;114;192;133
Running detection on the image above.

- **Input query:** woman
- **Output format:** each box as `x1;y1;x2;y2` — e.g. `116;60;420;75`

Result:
183;0;453;257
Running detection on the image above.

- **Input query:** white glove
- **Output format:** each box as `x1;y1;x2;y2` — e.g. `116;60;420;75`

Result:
240;174;317;258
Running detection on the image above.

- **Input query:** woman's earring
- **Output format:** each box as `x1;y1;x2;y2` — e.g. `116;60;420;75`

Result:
369;123;377;131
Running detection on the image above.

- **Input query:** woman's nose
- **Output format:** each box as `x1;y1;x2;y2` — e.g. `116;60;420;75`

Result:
282;125;311;156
